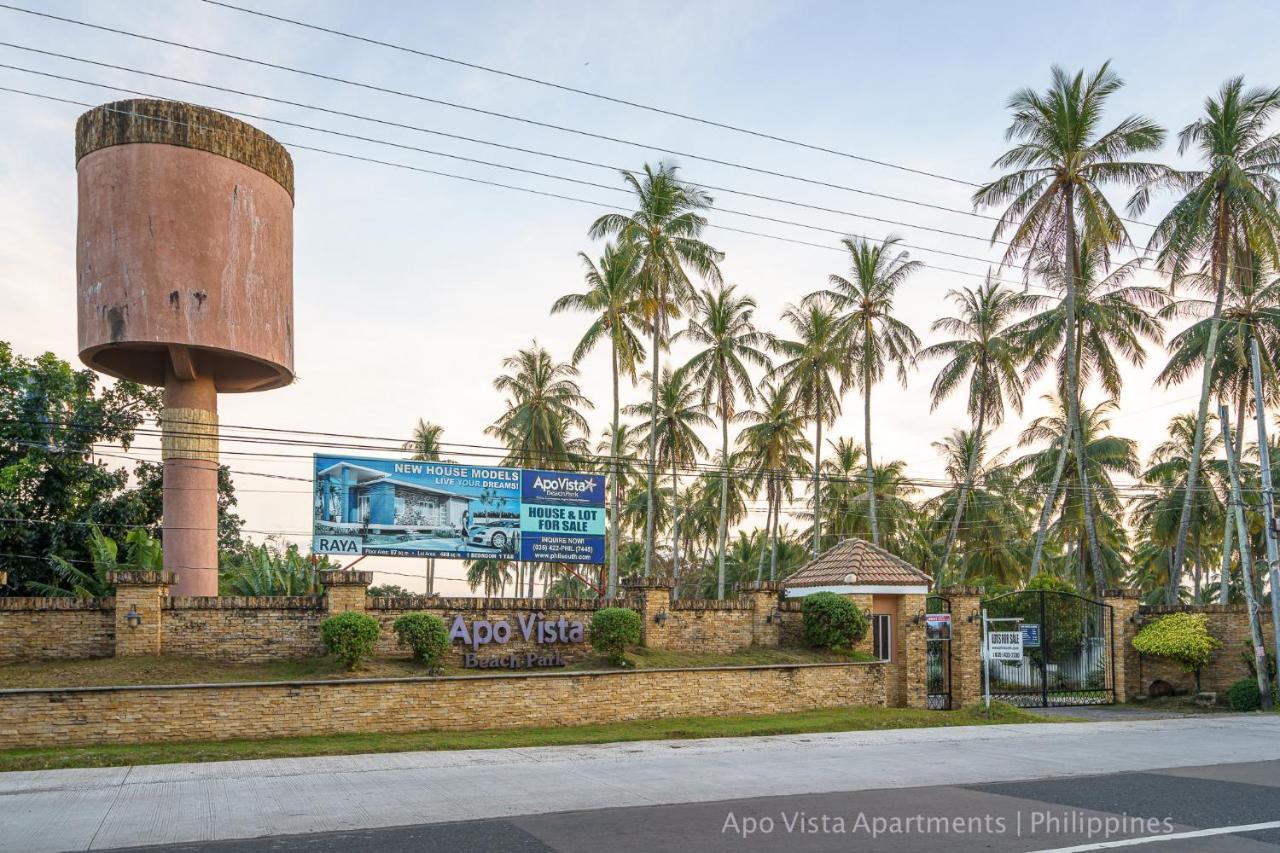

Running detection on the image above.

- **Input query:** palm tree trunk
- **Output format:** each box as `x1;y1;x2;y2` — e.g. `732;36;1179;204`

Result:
1219;495;1233;605
864;360;879;547
770;477;782;580
717;390;730;599
1062;188;1106;595
644;307;662;578
608;341;621;597
670;457;681;584
813;392;824;557
1172;203;1231;593
1029;435;1070;578
756;481;772;582
938;405;986;585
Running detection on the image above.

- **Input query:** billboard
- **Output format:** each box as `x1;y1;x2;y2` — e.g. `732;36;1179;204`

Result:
311;455;605;564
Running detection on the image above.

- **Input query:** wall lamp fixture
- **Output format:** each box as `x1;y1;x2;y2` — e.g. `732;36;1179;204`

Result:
125;606;142;629
654;610;669;626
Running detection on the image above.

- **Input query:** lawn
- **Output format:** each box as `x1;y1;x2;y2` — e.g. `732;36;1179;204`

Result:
0;646;875;689
0;701;1051;772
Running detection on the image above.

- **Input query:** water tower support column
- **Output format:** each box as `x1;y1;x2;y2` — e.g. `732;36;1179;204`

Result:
161;353;219;597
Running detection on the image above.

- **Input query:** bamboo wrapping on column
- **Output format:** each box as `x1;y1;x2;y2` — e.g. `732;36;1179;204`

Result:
160;407;219;462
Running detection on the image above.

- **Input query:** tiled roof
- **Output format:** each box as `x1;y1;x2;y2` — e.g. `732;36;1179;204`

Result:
784;538;932;588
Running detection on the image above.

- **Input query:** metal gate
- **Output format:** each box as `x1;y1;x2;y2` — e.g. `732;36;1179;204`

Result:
982;590;1114;707
925;594;951;710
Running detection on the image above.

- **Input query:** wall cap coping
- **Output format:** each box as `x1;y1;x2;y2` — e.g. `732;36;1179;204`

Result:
936;586;985;597
106;570;175;587
621;575;675;590
0;596;115;611
319;570;373;587
369;596;610;612
1103;588;1143;600
736;581;783;593
0;660;888;697
1140;603;1273;615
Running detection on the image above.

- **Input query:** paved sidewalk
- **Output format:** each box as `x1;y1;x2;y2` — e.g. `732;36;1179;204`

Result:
2;715;1278;852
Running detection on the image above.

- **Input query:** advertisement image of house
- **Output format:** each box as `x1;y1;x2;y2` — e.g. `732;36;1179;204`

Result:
315;461;471;533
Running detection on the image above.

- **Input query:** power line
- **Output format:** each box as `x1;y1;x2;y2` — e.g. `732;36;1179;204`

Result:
198;0;981;188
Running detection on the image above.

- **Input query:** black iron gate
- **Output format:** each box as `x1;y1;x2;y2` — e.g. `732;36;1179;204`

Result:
981;590;1114;707
925;594;951;710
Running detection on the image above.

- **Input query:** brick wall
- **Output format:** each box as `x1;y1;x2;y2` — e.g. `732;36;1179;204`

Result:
1127;604;1277;697
0;598;114;662
0;661;890;748
162;596;326;662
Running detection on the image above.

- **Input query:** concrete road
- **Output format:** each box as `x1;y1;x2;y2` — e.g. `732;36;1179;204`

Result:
2;715;1278;852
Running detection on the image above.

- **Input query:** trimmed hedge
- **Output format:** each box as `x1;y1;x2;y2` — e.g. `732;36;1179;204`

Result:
590;607;642;665
393;612;449;668
1132;613;1218;674
320;611;381;670
1226;677;1279;712
801;592;867;650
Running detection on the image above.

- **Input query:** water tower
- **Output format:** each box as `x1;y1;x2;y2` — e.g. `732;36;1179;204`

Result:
75;99;295;596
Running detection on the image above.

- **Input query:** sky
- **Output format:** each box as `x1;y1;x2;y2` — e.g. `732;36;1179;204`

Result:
3;0;1280;595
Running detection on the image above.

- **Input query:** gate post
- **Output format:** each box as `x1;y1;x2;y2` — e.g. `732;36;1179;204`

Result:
1104;589;1142;703
940;586;984;708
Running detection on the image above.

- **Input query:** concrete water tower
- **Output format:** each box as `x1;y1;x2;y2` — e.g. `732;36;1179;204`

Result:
75;99;295;596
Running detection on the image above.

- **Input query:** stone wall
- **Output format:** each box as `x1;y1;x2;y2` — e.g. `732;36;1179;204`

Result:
162;596;326;662
1127;603;1277;697
0;597;114;663
0;661;889;749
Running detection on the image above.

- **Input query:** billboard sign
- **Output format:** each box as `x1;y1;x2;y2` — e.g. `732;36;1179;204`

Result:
311;455;605;564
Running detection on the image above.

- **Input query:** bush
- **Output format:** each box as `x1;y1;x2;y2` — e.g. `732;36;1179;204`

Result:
590;607;642;665
320;611;381;670
801;592;867;650
392;612;449;667
1132;613;1219;675
1226;677;1279;712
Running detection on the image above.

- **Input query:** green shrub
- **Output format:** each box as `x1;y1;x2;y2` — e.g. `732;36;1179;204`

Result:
801;592;867;650
1225;677;1279;712
590;607;642;665
320;611;381;670
392;612;449;667
1132;613;1218;676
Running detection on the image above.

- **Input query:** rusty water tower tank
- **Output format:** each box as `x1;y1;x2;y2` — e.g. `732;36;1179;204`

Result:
75;99;295;596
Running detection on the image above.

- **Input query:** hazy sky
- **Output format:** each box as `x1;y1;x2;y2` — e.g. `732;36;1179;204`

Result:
4;1;1280;594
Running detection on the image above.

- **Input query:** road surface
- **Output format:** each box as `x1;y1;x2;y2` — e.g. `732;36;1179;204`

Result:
2;714;1278;852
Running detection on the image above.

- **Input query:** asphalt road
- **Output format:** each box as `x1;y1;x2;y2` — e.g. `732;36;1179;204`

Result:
103;760;1280;852
5;715;1279;852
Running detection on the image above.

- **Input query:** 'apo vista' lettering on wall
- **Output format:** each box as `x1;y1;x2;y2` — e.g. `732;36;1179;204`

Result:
448;614;586;669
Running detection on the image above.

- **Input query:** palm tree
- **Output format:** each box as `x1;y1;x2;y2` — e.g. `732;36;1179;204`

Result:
814;437;865;546
1011;396;1141;593
974;62;1165;589
808;235;921;547
1132;413;1226;603
590;162;723;577
402;419;446;594
771;300;845;557
737;382;812;580
624;367;712;581
1129;77;1280;593
466;558;513;597
677;283;771;597
919;275;1028;580
552;241;646;597
487;343;593;596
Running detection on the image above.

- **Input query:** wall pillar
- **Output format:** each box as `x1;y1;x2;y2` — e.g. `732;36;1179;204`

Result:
109;570;173;656
939;586;985;708
895;592;928;708
738;581;783;647
321;570;373;613
1104;589;1142;703
621;575;674;648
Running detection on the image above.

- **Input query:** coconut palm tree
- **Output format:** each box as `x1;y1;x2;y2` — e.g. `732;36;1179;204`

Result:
1129;77;1280;593
487;343;593;596
974;62;1164;591
402;419;448;594
466;558;513;597
919;275;1028;580
1011;396;1141;593
590;162;723;578
770;300;846;557
552;241;646;596
1132;413;1226;603
677;283;771;597
808;235;921;547
814;437;864;547
737;382;812;580
624;367;713;581
836;459;921;553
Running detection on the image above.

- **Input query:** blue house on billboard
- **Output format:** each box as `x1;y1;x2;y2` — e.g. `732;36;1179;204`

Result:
315;461;471;533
